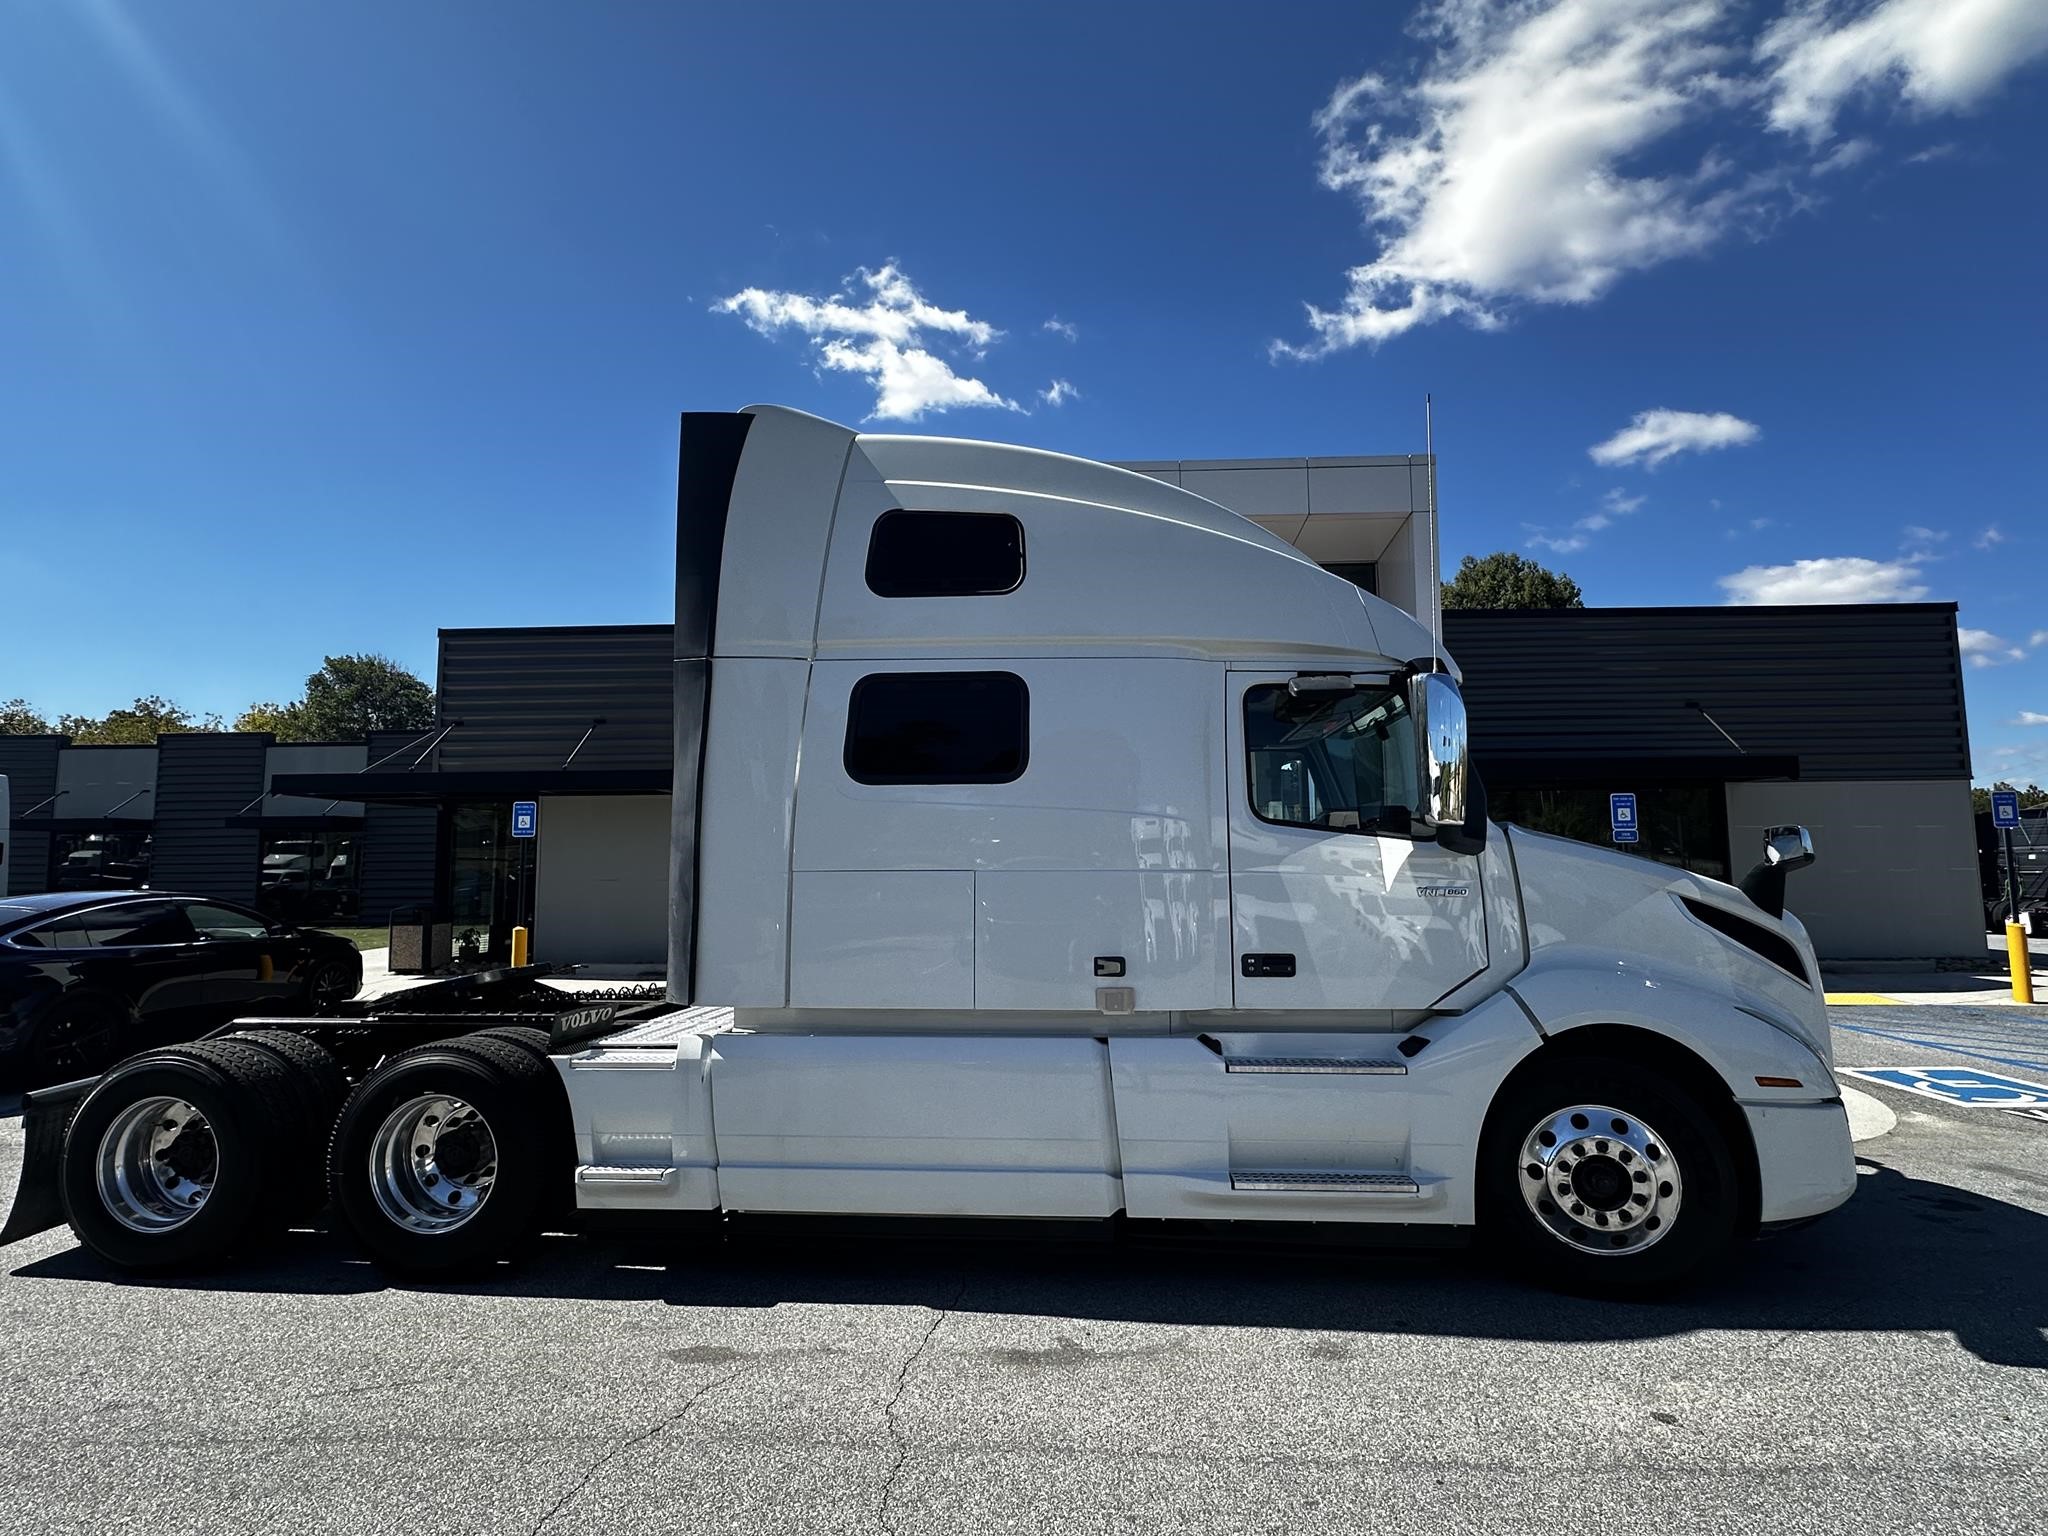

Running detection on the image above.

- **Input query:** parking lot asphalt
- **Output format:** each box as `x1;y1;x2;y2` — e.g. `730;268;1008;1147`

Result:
3;1007;2045;1536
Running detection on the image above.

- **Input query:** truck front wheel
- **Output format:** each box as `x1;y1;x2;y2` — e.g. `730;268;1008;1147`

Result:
1479;1056;1742;1296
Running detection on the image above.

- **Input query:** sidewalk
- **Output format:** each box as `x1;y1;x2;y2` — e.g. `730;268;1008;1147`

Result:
1824;935;2045;1006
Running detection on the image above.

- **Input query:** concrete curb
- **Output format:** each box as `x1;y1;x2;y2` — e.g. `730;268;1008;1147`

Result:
1842;1085;1896;1143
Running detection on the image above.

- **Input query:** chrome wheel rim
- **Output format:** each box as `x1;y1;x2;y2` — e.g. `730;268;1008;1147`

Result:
96;1097;218;1233
367;1094;497;1234
1517;1103;1682;1256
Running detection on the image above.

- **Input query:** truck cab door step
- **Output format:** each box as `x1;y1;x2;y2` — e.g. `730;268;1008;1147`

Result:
1229;1170;1420;1195
576;1165;676;1186
1222;1055;1407;1075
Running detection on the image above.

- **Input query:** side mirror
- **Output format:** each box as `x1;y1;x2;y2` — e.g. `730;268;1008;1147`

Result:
1410;671;1469;828
1739;824;1816;918
1764;824;1815;871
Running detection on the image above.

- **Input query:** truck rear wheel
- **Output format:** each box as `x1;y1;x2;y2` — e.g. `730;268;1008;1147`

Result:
329;1041;559;1274
1480;1055;1741;1296
59;1041;298;1270
230;1029;350;1214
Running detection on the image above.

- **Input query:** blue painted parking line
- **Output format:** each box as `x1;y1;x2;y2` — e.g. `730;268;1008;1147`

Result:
1833;1019;2048;1075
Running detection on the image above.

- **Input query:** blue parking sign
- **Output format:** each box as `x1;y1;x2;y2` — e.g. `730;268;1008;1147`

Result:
1992;790;2020;829
1610;791;1639;845
511;800;538;838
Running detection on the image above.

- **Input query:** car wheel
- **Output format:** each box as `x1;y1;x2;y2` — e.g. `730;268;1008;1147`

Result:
328;1038;563;1274
59;1040;299;1270
31;998;123;1086
1479;1054;1744;1297
305;957;360;1012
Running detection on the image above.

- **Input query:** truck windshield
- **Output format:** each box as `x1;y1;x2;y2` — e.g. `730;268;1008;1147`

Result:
1245;682;1419;834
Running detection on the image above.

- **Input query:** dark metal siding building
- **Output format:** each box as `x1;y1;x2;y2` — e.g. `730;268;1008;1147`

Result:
1445;604;1968;782
137;733;270;907
1445;602;1979;959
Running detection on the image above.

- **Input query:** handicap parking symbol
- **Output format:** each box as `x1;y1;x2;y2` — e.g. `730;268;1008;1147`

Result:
1843;1066;2048;1108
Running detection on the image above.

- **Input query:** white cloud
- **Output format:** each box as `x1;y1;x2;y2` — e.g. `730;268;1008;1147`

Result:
1901;524;1946;546
1040;378;1079;407
1750;516;1776;530
1959;626;2027;668
2013;711;2048;727
1758;0;2048;144
1974;524;2005;549
1281;0;2048;353
1589;408;1762;467
1527;532;1590;554
1718;555;1929;604
1812;135;1876;173
1574;487;1646;531
1042;317;1078;341
1274;0;1776;354
713;262;1021;422
2032;630;2048;647
1905;141;1957;163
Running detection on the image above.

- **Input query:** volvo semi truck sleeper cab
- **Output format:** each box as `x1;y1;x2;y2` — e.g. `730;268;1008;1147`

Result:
0;407;1856;1293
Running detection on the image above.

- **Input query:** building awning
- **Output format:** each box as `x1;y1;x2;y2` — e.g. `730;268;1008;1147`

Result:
222;811;367;829
34;817;157;833
1480;753;1799;788
270;768;671;805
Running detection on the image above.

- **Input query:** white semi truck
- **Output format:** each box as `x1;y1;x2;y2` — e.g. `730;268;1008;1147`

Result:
0;407;1854;1293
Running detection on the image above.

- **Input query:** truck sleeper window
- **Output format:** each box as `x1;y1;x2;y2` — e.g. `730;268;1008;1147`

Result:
845;671;1029;785
1245;682;1419;834
865;510;1025;597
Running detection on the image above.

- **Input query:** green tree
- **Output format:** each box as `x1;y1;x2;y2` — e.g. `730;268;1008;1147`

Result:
234;700;310;738
0;698;52;734
293;654;433;740
57;695;221;744
1972;781;2048;815
1442;551;1586;610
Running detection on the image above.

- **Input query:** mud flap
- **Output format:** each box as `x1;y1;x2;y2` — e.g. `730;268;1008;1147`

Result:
0;1076;94;1248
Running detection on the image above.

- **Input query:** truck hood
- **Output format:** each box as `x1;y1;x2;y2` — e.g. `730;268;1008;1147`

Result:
1506;824;1833;1068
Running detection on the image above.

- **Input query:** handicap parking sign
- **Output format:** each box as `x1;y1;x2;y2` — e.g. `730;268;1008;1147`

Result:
1609;791;1639;845
1991;790;2020;829
511;800;538;838
1843;1066;2048;1108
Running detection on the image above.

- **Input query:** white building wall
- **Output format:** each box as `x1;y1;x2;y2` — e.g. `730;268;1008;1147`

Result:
1116;454;1438;624
1725;779;1984;961
535;795;670;968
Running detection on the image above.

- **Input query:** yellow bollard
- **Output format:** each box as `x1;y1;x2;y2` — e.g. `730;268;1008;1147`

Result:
511;925;530;968
2008;922;2035;1005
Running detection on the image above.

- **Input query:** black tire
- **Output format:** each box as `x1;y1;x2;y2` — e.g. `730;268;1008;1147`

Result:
60;1041;299;1271
230;1029;350;1214
470;1025;553;1063
1478;1053;1743;1297
328;1040;562;1274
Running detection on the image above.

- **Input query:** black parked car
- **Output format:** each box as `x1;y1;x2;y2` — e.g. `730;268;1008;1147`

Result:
0;891;363;1090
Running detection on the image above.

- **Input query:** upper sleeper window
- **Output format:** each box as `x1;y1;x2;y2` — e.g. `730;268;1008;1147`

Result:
864;511;1025;597
844;672;1029;785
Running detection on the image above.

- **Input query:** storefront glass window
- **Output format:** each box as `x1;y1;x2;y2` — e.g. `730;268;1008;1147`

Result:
50;830;153;889
257;830;361;921
446;802;535;966
1491;783;1729;883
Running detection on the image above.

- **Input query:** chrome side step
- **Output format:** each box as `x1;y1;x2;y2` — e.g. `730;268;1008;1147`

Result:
576;1165;676;1186
1229;1170;1420;1195
1223;1056;1407;1075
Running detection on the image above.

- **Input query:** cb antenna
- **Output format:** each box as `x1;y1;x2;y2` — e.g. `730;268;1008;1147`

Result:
1425;393;1440;661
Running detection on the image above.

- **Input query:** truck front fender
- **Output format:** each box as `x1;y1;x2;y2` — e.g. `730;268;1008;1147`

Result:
1505;953;1835;1104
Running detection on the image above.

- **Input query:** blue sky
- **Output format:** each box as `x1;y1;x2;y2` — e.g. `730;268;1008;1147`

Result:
2;0;2045;780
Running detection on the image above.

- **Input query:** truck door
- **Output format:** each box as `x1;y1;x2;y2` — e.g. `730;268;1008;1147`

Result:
1226;670;1486;1010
